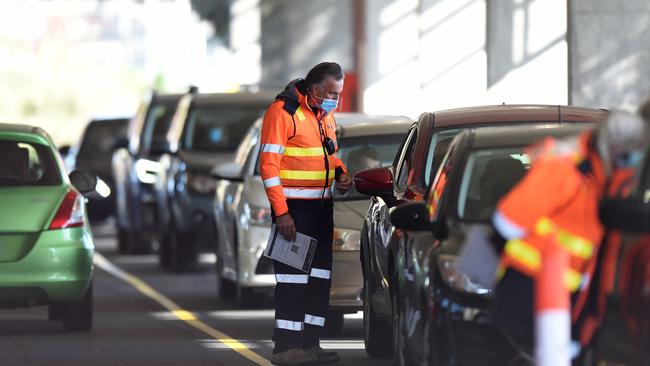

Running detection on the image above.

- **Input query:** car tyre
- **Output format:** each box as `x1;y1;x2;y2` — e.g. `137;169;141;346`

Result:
47;303;64;321
158;231;172;269
392;274;408;366
363;263;392;357
215;254;237;299
170;229;198;272
238;285;258;308
117;226;129;253
62;281;93;332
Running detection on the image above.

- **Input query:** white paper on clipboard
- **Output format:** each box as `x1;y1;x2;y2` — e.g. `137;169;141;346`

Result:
263;224;318;273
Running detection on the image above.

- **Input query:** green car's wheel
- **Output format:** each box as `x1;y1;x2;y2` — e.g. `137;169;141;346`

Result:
47;303;64;321
62;281;93;332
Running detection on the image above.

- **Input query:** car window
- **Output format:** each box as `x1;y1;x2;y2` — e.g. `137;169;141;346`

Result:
457;148;530;221
0;140;61;186
334;134;404;200
234;123;260;166
423;130;460;187
426;139;459;220
182;105;263;152
395;129;418;192
76;120;128;176
142;99;178;152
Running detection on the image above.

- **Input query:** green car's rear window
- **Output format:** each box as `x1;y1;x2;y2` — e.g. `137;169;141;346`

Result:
0;140;61;186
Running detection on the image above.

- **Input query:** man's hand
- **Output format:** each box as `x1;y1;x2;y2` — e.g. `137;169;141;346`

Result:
335;173;353;194
276;213;296;242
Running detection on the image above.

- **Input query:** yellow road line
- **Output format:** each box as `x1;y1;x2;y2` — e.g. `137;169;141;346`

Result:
93;253;272;366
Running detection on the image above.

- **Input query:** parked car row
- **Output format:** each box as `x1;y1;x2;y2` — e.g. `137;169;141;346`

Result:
353;105;613;364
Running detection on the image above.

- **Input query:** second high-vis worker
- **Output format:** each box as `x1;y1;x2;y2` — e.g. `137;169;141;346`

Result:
260;62;352;365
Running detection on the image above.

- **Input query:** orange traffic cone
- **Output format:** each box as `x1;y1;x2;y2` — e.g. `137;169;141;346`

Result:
535;243;571;366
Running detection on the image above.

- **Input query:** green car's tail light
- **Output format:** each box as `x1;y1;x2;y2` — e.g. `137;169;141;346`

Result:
49;190;85;230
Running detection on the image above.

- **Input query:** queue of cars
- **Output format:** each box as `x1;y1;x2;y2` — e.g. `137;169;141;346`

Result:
13;87;642;363
354;105;608;364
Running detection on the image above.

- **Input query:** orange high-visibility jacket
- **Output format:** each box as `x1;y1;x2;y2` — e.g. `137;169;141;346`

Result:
259;83;347;216
492;131;607;295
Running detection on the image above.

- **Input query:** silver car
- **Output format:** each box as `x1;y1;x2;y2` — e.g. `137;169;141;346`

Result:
212;113;411;328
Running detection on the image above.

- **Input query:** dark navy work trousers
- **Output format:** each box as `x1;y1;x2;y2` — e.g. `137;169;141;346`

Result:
271;199;333;353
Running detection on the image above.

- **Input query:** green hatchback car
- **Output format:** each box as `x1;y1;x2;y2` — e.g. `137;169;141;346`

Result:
0;123;105;332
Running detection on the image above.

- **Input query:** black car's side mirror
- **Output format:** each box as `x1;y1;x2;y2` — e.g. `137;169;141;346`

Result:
58;144;71;157
599;196;650;233
390;201;432;232
69;170;111;199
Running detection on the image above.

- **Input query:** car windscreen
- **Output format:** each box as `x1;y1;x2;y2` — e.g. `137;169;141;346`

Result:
0;140;61;187
334;134;404;200
457;147;530;221
182;105;263;152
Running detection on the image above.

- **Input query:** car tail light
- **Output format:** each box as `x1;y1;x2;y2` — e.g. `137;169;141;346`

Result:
49;190;85;230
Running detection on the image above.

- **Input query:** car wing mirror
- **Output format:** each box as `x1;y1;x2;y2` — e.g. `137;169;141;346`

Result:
390;201;432;232
599;196;650;233
354;167;394;199
69;170;111;199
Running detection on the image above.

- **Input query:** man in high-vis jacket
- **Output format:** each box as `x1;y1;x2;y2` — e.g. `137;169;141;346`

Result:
260;62;353;365
489;110;647;366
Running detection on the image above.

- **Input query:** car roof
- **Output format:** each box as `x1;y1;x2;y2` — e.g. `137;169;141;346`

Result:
0;123;54;146
190;91;276;107
335;113;412;138
467;123;590;149
430;105;607;128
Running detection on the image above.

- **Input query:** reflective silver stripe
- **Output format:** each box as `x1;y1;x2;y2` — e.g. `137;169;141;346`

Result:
304;314;326;327
283;188;332;199
264;177;282;188
310;268;331;279
275;274;308;284
492;210;526;240
276;319;304;331
261;144;285;154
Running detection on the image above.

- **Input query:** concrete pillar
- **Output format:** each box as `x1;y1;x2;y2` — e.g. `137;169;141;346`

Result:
260;0;353;89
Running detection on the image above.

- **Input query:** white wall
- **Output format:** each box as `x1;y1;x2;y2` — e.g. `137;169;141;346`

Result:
570;0;650;110
361;0;569;118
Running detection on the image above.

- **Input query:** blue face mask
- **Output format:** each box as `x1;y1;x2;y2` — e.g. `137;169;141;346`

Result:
310;92;338;113
615;150;644;168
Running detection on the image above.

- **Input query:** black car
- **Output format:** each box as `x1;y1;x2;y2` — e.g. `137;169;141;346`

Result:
154;92;274;271
112;91;188;254
65;117;129;221
388;123;590;366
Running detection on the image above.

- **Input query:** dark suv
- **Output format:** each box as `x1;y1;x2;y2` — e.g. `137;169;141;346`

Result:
154;92;273;271
112;91;187;254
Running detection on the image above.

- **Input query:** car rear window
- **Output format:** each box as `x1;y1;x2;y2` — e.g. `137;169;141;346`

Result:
457;147;530;221
0;140;61;186
182;105;264;152
142;99;178;152
76;120;128;176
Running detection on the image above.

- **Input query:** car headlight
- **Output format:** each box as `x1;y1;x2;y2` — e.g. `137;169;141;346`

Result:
437;254;492;295
135;158;162;184
246;204;273;226
333;228;360;251
186;172;218;194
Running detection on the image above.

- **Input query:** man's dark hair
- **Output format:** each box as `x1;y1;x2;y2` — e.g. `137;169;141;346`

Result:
304;62;344;89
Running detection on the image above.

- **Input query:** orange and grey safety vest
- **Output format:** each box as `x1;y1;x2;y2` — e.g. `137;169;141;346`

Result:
259;83;347;216
492;131;607;294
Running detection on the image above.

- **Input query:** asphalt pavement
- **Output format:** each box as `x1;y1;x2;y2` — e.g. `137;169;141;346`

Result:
0;222;391;366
